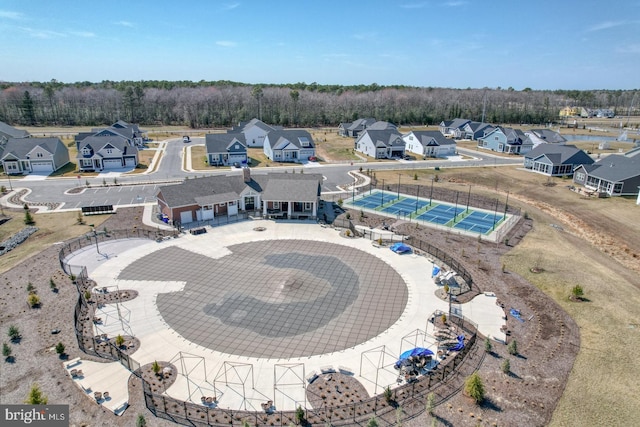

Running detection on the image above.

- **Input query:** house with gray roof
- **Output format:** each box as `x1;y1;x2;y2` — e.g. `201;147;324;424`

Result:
338;118;377;137
76;134;138;171
263;129;315;162
403;130;456;158
525;129;567;147
1;137;69;174
573;151;640;196
0;121;30;146
355;129;405;159
90;121;146;147
478;126;533;155
462;121;494;140
524;144;593;176
439;118;471;139
205;133;248;166
156;168;322;225
229;118;280;147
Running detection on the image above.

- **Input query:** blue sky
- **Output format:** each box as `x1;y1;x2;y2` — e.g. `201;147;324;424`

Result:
0;0;639;89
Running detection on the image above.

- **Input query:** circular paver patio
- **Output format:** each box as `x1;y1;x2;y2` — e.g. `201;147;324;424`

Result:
118;240;408;358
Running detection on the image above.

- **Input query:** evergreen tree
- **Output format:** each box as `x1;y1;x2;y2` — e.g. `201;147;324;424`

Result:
25;384;48;404
21;90;36;125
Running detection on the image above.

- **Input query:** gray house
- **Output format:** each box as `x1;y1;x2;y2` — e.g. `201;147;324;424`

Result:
76;134;138;171
156;168;322;225
338;118;376;137
439;118;471;139
205;133;248;166
573;152;640;196
525;129;567;147
263;129;315;162
462;121;494;140
0;121;30;145
1;137;69;174
524;144;593;176
229;118;279;147
355;129;405;159
478;126;533;154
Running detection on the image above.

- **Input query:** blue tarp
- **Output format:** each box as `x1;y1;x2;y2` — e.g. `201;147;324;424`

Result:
390;243;411;254
395;347;434;369
432;265;440;277
450;335;465;351
510;308;524;322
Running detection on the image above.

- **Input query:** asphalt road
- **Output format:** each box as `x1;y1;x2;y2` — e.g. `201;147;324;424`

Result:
1;140;521;211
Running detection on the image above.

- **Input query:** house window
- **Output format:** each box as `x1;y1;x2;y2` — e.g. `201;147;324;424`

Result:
228;201;236;206
304;202;312;211
203;205;212;211
36;153;43;158
575;172;585;181
82;148;91;155
273;202;280;209
106;148;113;154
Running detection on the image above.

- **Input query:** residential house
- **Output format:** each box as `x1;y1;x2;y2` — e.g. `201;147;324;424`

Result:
462;121;494;141
439;118;471;139
229;118;279;147
90;121;146;147
76;134;138;171
523;144;593;176
367;121;398;131
403;131;456;158
263;129;315;162
0;121;30;146
156;168;322;225
477;126;533;155
338;118;376;137
525;129;567;147
355;129;405;159
1;137;69;174
205;133;248;166
573;151;640;196
595;109;615;118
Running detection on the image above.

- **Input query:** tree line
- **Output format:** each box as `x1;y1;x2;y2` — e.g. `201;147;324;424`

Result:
0;80;636;129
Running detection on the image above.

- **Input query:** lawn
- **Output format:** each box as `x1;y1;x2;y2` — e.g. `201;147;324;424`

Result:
372;166;640;426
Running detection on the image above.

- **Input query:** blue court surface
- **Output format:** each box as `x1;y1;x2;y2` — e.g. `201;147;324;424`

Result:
346;190;506;235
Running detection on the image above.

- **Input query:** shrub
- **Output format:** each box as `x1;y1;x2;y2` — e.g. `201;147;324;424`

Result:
26;282;35;293
25;384;47;404
55;342;65;356
3;342;12;359
115;334;125;348
152;360;161;376
441;314;447;324
366;416;379;427
464;372;485;404
507;339;518;355
24;210;35;225
345;212;351;220
8;325;20;341
426;392;435;415
294;405;305;424
383;386;393;403
501;358;511;374
484;337;492;353
27;294;40;308
571;285;584;300
337;198;343;207
84;290;91;301
136;415;147;427
49;278;57;291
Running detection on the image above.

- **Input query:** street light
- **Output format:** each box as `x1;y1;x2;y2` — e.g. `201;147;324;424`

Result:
88;224;104;257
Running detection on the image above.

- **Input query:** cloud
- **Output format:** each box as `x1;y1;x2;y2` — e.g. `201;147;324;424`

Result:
216;40;237;47
442;1;468;6
0;10;24;20
586;20;625;32
20;27;66;39
115;20;135;28
616;44;640;54
400;2;429;8
69;31;95;38
222;2;240;10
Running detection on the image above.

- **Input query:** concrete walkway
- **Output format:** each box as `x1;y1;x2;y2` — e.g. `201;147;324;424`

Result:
66;220;505;412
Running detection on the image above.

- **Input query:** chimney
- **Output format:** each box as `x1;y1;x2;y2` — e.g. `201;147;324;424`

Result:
243;167;251;183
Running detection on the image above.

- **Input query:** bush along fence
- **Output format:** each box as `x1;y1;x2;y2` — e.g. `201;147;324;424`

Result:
59;229;485;426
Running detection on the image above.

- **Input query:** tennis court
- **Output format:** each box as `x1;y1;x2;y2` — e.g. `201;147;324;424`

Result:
345;190;506;235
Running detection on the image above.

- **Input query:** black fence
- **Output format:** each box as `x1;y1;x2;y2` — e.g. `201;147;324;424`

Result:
81;205;115;215
59;228;484;426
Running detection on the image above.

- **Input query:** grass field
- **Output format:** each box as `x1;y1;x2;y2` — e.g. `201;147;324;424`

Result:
373;166;640;426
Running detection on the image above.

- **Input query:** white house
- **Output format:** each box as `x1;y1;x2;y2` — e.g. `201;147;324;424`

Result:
355;129;405;159
403;131;456;158
263;129;315;162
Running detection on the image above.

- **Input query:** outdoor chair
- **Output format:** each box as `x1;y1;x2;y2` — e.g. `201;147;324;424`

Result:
103;391;109;399
94;391;102;401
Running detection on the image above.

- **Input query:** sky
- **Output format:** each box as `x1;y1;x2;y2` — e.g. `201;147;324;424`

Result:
0;0;639;90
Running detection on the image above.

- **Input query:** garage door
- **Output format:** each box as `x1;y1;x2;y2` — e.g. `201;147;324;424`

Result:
103;159;122;168
180;210;193;224
125;157;136;167
31;161;53;172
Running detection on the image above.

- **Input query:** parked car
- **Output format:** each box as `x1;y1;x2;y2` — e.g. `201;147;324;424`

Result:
233;162;241;168
308;156;317;162
183;136;190;143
